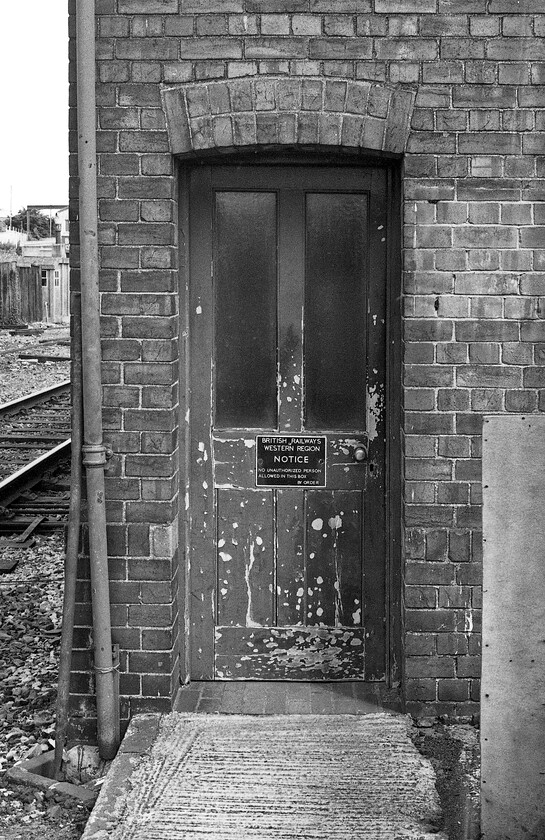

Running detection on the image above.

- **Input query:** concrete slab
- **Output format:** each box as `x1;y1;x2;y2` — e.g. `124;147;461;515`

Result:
82;712;446;840
7;750;100;803
482;415;545;840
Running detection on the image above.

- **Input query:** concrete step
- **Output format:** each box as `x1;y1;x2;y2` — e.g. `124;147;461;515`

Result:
82;712;447;840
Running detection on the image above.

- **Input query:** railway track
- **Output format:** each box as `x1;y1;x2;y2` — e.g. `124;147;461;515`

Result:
0;381;71;540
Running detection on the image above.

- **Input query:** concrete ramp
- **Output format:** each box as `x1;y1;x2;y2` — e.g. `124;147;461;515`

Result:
83;713;445;840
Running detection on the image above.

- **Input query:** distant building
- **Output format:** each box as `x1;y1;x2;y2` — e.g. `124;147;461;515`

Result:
0;227;27;247
18;209;69;323
53;207;69;252
0;207;70;323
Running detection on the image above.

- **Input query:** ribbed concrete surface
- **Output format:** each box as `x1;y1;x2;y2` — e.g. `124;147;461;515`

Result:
86;713;445;840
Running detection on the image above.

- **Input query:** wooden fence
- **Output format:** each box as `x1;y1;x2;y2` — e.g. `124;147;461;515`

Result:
0;262;43;326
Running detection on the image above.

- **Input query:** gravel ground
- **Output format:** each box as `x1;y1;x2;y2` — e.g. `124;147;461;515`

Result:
0;326;89;840
0;536;91;840
0;325;70;405
412;720;481;840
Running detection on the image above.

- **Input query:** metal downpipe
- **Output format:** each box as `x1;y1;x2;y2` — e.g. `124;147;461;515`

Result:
76;0;119;759
54;292;83;779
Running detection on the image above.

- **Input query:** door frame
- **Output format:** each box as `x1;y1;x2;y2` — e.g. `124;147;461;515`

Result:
178;151;402;690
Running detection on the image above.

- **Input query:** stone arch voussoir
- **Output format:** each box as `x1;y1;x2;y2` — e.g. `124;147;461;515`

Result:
161;77;415;157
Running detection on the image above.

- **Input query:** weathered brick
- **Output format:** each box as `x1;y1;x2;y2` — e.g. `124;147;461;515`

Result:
99;200;139;221
437;343;468;364
99;61;131;83
126;501;177;524
109;582;141;605
449;532;472;563
196;14;228;35
455;321;519;342
437;633;468;656
405;481;435;502
119;131;170;153
405;679;436;702
455;507;482;531
101;339;141;361
309;38;373;60
405;389;435;411
186;86;210;117
437;679;470;701
405;365;454;388
142;478;178;501
457;365;522;388
437;482;470;505
505;390;538;412
502;342;533;365
438;436;470;458
119;0;178;12
116;38;179;60
297;111;318;143
426;530;449;562
102;293;175;316
133;64;163;84
457;657;481;679
406;560;456;585
406;633;437;656
142;432;178;455
390;62;419;83
437;389;470;411
438;585;472;609
405;529;426;560
246;37;306;59
469;343;500;364
405;504;455;528
405;413;455;435
99;107;140;130
118;177;174;200
129;652;172;674
469;297;503;319
376;0;435;11
142;630;176;651
141;675;173;697
100;154;140;175
406;610;458;633
405;586;437;609
405;656;455;679
405;459;452;481
124;362;177;385
311;0;371;10
101;247;140;269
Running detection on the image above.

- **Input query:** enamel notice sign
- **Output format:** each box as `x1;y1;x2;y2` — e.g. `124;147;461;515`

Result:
256;436;327;487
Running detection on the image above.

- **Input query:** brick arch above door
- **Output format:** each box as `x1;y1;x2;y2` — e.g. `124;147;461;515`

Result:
161;77;415;157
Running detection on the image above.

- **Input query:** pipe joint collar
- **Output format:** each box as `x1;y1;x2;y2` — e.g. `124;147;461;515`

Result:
82;444;112;468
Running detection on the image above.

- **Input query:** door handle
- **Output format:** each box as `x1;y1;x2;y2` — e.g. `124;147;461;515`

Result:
354;445;368;462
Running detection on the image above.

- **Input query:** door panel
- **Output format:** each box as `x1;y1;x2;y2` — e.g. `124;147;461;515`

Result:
305;192;368;430
189;165;389;681
305;490;363;628
216;489;274;627
276;488;305;625
215;191;277;429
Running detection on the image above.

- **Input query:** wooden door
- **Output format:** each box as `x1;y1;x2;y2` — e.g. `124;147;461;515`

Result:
188;165;390;681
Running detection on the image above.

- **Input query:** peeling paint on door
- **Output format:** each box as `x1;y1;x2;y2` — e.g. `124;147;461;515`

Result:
366;382;385;443
215;626;366;679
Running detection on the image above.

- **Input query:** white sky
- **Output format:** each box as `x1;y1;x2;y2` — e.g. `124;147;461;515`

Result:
0;1;69;219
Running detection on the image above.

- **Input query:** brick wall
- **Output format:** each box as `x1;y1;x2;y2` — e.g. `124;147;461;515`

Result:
69;0;545;729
